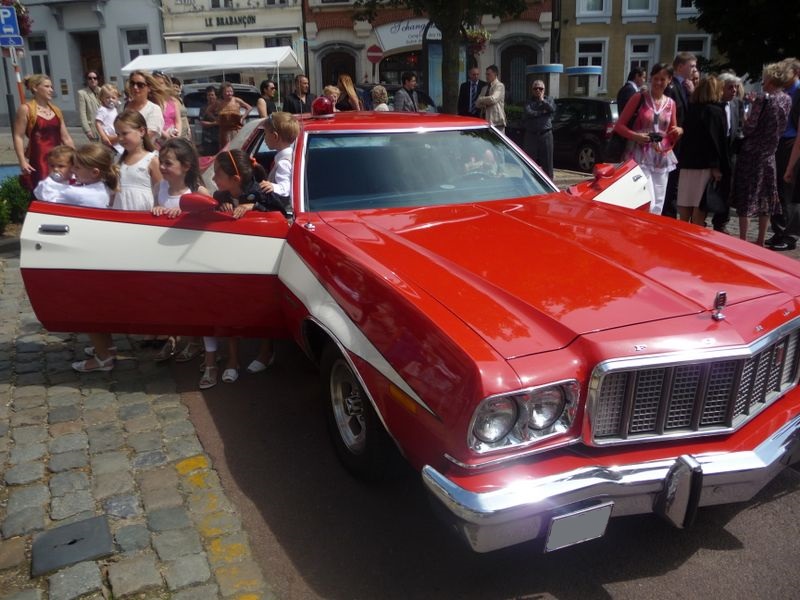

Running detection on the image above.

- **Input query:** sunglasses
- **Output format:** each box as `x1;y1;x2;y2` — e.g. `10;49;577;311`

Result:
87;76;98;80
130;81;148;88
533;87;544;90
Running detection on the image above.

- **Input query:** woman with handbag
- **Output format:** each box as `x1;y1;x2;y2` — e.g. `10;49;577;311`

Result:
731;62;793;246
614;63;683;215
676;75;729;224
13;74;74;193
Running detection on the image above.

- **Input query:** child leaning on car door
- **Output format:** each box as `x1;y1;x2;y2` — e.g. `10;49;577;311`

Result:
198;147;283;390
150;137;211;363
244;111;301;375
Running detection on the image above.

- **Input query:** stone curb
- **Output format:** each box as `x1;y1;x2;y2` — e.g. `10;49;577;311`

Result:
0;253;272;599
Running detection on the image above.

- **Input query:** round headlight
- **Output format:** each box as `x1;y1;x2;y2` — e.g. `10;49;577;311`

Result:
528;388;566;430
474;396;518;444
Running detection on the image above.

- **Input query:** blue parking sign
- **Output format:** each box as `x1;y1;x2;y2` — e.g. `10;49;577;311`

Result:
0;6;20;37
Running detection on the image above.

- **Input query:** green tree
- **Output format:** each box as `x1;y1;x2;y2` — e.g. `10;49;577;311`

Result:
692;0;800;79
354;0;528;114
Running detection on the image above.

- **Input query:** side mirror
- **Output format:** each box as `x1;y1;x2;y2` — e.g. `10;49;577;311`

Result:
179;193;217;213
593;163;615;179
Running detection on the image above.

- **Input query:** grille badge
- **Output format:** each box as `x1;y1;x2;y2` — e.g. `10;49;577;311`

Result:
712;291;727;321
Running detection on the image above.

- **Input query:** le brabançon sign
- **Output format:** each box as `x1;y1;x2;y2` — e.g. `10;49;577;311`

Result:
204;14;256;28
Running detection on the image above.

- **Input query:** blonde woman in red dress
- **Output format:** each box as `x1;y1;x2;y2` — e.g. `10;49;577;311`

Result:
13;74;74;192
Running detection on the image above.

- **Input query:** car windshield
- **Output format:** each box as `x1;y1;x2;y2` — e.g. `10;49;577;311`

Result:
304;128;550;211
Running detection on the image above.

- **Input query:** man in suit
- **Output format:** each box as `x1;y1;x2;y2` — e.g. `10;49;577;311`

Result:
475;65;506;132
77;71;101;141
394;71;421;112
616;67;646;113
709;72;744;233
662;52;697;217
458;67;486;117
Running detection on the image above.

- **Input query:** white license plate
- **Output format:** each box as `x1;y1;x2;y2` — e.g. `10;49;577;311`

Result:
545;502;614;552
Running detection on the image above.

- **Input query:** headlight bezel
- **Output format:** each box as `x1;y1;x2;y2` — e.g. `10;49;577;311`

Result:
468;380;580;454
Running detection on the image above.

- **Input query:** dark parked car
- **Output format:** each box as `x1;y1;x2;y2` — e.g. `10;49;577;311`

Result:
552;97;619;172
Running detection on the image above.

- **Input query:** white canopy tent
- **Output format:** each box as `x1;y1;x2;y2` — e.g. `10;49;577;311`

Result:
120;46;302;79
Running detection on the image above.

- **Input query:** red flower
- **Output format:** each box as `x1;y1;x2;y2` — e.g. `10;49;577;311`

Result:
0;0;33;37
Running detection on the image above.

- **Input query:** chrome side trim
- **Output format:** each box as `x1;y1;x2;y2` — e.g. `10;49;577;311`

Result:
422;413;800;552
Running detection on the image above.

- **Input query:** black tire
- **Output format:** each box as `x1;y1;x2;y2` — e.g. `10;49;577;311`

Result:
576;142;599;172
321;343;394;481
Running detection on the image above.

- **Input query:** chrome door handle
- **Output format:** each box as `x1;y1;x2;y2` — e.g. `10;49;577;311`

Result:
38;224;70;234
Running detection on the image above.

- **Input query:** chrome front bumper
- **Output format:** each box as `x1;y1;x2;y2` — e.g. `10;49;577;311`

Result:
422;414;800;553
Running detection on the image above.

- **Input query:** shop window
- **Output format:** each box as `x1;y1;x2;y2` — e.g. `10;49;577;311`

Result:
211;0;234;8
265;36;292;48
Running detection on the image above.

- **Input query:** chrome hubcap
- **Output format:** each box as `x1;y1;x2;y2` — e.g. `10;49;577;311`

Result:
330;359;366;453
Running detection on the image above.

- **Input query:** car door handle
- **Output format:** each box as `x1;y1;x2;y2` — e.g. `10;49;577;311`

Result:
38;224;70;235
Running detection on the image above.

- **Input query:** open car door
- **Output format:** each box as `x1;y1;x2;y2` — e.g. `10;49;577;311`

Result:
21;199;290;338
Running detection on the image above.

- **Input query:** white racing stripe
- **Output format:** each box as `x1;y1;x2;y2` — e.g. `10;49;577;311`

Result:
592;164;650;210
279;245;434;416
21;212;284;274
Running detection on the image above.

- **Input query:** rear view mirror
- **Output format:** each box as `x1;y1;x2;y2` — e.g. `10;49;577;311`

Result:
593;163;615;179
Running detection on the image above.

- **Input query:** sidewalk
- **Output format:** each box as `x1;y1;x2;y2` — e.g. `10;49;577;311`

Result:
0;246;272;597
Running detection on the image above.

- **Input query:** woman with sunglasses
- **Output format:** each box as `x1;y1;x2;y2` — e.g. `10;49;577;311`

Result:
124;71;165;144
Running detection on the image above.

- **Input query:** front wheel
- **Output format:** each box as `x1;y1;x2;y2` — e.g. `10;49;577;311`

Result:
321;343;393;481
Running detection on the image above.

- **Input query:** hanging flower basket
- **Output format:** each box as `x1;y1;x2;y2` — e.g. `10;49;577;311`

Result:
1;0;33;37
465;28;491;57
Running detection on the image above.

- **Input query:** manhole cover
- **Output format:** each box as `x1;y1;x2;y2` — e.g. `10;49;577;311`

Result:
31;515;114;576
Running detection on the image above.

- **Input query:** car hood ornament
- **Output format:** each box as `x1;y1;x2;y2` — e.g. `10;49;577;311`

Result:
712;291;727;321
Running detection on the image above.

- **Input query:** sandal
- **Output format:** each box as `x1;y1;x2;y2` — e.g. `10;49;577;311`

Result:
84;345;117;358
222;367;239;383
175;341;203;363
199;366;218;389
246;353;276;374
72;355;115;373
154;337;177;363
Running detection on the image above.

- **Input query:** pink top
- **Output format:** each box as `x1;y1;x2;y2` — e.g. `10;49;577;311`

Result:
163;98;179;132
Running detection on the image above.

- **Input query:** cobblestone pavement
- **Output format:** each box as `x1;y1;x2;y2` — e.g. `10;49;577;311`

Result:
0;251;272;598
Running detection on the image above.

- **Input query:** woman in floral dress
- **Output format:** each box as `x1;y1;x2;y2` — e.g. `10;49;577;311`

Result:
732;61;793;246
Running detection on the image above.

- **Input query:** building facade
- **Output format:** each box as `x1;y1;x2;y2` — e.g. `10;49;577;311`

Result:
1;0;165;125
160;0;303;93
558;0;716;97
305;0;553;108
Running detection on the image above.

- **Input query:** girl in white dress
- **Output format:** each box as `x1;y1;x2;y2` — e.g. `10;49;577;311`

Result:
113;109;160;211
150;137;211;362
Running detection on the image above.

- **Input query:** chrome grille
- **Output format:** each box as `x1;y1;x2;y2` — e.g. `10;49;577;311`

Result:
591;330;800;444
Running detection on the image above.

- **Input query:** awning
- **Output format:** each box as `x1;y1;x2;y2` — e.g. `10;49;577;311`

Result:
120;46;303;77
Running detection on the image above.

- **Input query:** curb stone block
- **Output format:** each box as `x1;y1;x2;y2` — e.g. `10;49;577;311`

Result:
148;506;191;531
207;532;250;567
172;583;220;600
196;511;242;540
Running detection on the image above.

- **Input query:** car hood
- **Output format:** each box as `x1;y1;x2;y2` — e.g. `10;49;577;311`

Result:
318;195;800;359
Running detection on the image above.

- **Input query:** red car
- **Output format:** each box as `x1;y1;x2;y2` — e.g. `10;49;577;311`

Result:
20;112;800;553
